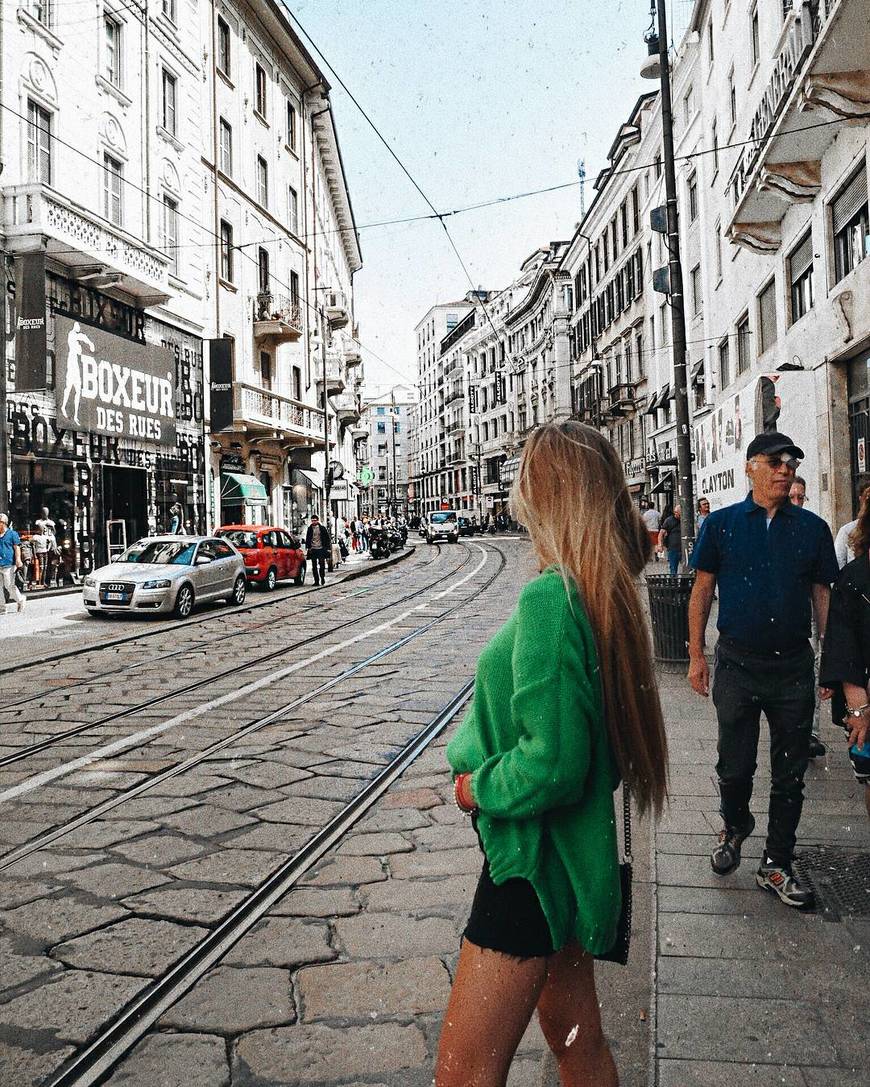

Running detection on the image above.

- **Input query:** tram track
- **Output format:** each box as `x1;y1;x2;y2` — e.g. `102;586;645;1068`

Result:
0;544;470;771
41;681;475;1087
0;541;505;865
0;543;420;689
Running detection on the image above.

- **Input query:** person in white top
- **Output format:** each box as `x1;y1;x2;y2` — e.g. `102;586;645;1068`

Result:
641;502;661;561
834;478;870;569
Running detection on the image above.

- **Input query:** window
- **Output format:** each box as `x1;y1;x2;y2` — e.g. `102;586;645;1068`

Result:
288;186;298;234
292;366;302;401
655;153;662;179
788;230;814;323
286;101;297;150
377;421;386;434
728;70;736;128
707;18;714;65
161;195;178;275
290;270;299;307
688;173;698;222
217;16;231;77
162;69;177;135
162;0;176;21
376;406;386;415
750;5;760;68
219;118;232;175
715;220;723;280
718;339;731;389
758;279;777;354
711;119;719;176
631;186;640;235
30;1;53;26
683;84;694;128
832;163;868;284
218;221;235;282
255;62;267;117
691;265;702;314
104;15;122;87
256;155;268;207
257;246;269;293
26;100;51;184
103;154;123;226
736;314;751;375
259;351;272;390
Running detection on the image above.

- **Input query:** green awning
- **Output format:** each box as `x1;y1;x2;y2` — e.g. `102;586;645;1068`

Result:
221;472;268;504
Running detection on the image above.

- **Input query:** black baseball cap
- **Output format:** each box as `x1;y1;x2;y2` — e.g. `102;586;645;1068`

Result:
745;432;805;461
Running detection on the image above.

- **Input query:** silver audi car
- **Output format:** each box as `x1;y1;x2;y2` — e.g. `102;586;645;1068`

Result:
83;535;247;619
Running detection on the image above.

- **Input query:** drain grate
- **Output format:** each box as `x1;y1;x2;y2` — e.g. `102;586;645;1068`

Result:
793;846;870;921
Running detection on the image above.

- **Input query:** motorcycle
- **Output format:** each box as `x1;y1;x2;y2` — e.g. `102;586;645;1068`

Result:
368;526;392;559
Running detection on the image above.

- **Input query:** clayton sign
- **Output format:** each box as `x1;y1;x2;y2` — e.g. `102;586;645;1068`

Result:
56;316;176;446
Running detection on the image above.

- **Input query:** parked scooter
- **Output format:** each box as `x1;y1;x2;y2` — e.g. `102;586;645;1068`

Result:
368;526;391;559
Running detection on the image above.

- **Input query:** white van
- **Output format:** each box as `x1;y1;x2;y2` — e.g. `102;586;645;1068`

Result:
425;510;459;544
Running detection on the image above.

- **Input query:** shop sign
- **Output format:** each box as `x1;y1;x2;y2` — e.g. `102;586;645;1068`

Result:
859;437;867;474
209;339;234;432
55;316;176;445
221;453;247;472
694;372;818;507
49;272;146;343
731;6;815;204
623;455;646;479
14;252;47;391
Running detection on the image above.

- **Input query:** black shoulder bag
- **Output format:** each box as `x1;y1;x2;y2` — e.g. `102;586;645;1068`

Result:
594;784;632;966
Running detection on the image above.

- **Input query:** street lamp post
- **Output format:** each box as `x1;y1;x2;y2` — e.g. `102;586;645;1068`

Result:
643;0;696;563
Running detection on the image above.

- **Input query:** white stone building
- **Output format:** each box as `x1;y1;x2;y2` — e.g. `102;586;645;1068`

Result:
358;384;417;516
201;0;363;533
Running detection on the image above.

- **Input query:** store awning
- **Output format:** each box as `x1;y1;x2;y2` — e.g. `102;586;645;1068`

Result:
649;471;675;495
645;388;664;414
690;359;704;385
221;472;268;504
291;467;320;489
500;455;521;487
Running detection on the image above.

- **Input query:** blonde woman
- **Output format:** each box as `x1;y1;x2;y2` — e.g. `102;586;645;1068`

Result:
437;422;668;1087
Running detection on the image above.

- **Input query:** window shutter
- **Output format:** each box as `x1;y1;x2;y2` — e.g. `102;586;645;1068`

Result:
789;231;813;280
832;165;867;234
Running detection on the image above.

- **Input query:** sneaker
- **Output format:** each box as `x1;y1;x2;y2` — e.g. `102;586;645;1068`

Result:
756;857;815;909
711;814;756;875
17;598;25;612
808;735;826;758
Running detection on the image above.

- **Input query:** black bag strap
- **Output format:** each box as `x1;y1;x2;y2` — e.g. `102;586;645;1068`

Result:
621;784;632;865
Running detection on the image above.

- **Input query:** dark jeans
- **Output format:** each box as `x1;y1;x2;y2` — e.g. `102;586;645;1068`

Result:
309;551;327;584
712;638;815;866
667;548;680;575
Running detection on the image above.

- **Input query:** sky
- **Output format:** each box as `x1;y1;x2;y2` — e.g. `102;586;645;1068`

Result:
289;1;694;394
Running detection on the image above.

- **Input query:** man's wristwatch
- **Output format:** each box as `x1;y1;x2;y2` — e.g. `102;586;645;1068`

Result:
845;703;870;719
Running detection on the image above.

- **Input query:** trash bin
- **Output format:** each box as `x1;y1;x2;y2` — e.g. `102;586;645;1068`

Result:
646;573;694;663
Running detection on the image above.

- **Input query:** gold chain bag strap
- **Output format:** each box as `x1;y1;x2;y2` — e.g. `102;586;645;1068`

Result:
594;784;632;965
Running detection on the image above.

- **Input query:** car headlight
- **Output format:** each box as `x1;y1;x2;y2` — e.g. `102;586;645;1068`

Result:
142;579;172;589
83;576;96;587
248;567;260;575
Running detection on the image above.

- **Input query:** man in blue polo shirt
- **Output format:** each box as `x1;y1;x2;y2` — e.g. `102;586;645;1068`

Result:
688;432;838;909
0;513;25;613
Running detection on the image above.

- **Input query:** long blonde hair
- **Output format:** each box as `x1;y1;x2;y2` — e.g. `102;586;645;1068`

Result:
512;421;668;816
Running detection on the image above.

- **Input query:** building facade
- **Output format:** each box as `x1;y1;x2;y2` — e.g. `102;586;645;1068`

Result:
358;384;416;516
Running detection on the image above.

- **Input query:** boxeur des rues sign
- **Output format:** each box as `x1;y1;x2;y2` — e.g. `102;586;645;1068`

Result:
55;315;176;446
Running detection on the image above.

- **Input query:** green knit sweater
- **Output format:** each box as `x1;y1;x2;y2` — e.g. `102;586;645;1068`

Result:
446;567;621;955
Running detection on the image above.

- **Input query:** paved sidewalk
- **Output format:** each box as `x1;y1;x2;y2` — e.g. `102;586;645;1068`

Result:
652;662;870;1087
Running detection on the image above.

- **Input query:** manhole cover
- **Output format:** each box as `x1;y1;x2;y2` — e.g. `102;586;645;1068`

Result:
793;846;870;921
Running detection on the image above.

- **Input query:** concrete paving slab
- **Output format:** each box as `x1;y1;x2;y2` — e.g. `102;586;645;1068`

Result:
297;956;450;1022
102;1031;231;1087
52;917;208;977
223;916;336;969
160;966;295;1033
0;1041;76;1087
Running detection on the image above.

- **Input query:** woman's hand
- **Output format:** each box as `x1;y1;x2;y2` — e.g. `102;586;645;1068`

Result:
847;711;870;750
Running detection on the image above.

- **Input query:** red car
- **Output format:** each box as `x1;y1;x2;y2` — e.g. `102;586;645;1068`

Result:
215;525;306;590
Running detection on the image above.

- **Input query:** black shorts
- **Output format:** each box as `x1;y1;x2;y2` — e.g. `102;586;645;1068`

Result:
463;858;554;959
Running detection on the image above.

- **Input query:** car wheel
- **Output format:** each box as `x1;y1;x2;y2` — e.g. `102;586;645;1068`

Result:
173;583;194;619
231;575;247;606
264;567;277;591
294;564;306;586
426;535;433;545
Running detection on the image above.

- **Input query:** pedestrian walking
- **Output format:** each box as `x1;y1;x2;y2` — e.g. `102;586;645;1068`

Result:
687;432;838;908
789;475;826;758
437;422;668;1087
833;476;870;569
0;514;26;613
819;495;870;820
696;496;711;532
658;504;682;575
304;515;331;587
641;501;661;559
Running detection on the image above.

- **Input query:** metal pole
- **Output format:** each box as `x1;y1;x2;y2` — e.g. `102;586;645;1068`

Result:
0;253;8;516
656;0;695;559
390;393;398;518
320;307;331;532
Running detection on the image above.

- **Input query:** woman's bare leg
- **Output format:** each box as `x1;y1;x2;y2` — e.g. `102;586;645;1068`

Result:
436;938;548;1087
536;942;618;1087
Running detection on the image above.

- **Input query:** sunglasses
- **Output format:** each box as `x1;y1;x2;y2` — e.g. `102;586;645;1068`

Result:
757;454;800;470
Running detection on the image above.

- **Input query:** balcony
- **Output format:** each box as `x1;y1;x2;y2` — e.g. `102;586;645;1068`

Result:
343;342;362;366
326;290;350;329
3;183;171;304
445;385;465;405
605;383;637;417
332;392;361;425
253;292;303;343
315;353;346;395
446;419;464;434
572;405;602;426
233;383;325;447
350;424;368;442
